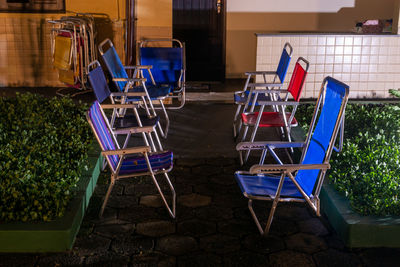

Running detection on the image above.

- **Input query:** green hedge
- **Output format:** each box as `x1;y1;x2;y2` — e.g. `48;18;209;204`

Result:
0;93;92;222
297;103;400;216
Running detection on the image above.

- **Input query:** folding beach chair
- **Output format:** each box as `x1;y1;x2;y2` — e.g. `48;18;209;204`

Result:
98;39;169;138
138;38;186;110
239;57;309;164
87;101;176;218
87;60;163;153
235;76;349;235
233;42;293;139
49;13;97;96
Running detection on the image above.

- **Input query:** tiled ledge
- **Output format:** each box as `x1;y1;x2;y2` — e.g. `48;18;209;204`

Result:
256;34;400;99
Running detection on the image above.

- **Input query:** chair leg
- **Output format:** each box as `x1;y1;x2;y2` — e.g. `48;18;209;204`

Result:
148;172;176;219
99;173;116;217
248;199;265;235
244;105;265;163
159;100;170;138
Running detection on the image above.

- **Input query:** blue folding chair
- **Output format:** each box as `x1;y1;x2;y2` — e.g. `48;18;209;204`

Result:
98;39;169;138
87;60;163;152
87;101;176;218
235;76;349;235
138;38;186;109
233;43;293;139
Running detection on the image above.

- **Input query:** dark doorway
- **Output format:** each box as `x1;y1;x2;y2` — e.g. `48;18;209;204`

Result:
173;0;226;82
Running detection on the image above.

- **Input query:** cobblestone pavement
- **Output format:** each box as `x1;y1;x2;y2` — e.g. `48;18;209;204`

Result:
1;101;400;266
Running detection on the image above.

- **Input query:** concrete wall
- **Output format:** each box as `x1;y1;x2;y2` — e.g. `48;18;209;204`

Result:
227;0;398;78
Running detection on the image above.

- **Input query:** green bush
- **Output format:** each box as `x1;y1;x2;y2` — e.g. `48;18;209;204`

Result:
296;103;400;216
0;93;92;222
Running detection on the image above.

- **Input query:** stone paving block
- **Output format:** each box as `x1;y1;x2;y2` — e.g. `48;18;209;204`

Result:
192;165;223;176
140;195;166;208
269;219;299;237
269;250;316;267
285;233;328;254
199;234;241;254
274;204;313;221
243;234;285;254
119;206;165;223
213;194;247;208
156;235;198;256
205;157;237;166
196;205;234;222
132;252;176;267
85;252;130;267
106;195;139;209
298;218;329;236
94;221;135;239
175;158;206;167
177;253;222;267
0;254;38;267
175;173;210;186
313;249;362;267
72;234;112;256
94;183;124;197
177;219;217;237
323;233;346;251
136;220;176;237
178;193;212;207
223;251;270;266
111;235;154;255
209;174;236;186
124;183;156;196
218;220;255;237
358;247;400;267
193;182;236;196
36;253;83;267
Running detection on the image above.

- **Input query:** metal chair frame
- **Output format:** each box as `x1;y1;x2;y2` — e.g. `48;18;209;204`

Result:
98;38;169;139
235;76;349;235
233;42;293;139
87;101;176;218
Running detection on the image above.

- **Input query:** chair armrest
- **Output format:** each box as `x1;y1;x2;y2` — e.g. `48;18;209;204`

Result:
236;141;305;151
251;89;289;94
100;103;139;109
256;101;300;106
124;65;152;70
248;83;283;88
249;163;330;174
112;77;146;82
245;71;277;76
110;92;146;97
102;146;150;156
113;126;155;135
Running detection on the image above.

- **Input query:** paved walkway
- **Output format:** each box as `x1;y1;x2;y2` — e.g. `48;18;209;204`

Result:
1;91;400;266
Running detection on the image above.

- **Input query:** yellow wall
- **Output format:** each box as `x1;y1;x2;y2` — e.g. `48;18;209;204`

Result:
227;0;398;78
0;0;172;87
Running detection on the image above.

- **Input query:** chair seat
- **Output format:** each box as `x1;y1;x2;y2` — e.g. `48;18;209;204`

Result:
114;114;159;128
241;112;298;127
128;85;172;101
235;172;303;198
119;151;173;175
234;91;271;105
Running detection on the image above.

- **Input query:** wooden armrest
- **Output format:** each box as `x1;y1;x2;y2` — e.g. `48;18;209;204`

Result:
236;141;305;151
250;163;330;174
102;146;150;156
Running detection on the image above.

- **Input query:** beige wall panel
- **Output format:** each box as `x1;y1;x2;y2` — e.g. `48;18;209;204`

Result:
137;0;172;27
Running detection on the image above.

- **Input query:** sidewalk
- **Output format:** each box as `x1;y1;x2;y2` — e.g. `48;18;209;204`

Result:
1;89;400;266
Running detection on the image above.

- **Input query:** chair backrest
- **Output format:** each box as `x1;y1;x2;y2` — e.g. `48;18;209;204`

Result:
287;57;309;102
99;39;128;92
139;39;185;87
275;42;293;83
88;101;119;172
139;47;183;87
295;77;349;196
88;60;111;103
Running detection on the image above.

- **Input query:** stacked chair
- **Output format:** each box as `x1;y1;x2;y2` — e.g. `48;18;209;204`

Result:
234;77;349;235
48;13;96;96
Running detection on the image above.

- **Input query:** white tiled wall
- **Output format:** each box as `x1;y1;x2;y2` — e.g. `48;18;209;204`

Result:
256;34;400;99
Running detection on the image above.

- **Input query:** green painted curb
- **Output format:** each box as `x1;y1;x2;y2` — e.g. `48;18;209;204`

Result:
0;144;102;252
321;183;400;248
